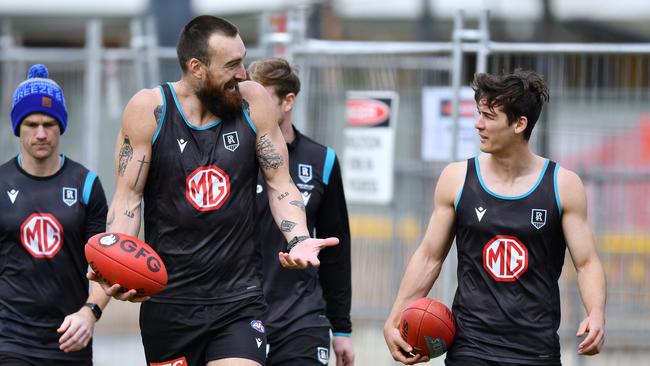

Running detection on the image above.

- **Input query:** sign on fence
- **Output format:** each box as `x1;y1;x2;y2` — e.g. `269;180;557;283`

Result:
342;91;399;205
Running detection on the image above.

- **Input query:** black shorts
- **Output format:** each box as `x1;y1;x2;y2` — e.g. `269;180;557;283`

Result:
140;295;267;366
445;355;561;366
0;352;91;366
267;327;331;366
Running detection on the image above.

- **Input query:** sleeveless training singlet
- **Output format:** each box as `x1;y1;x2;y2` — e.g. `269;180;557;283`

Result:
144;83;261;304
450;157;566;365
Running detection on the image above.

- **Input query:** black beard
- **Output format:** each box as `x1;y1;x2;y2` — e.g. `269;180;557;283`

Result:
196;82;243;120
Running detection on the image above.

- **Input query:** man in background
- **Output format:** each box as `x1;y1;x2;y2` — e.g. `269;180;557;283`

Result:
0;64;110;365
249;57;354;366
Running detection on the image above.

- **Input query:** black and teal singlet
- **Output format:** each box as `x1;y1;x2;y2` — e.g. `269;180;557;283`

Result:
450;157;566;365
144;83;261;304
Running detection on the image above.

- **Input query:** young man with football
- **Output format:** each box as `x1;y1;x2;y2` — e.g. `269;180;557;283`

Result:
248;58;354;366
384;70;606;365
0;64;110;365
90;15;338;366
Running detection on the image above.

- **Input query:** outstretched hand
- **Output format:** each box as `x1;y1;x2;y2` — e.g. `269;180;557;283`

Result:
278;237;339;269
86;271;150;303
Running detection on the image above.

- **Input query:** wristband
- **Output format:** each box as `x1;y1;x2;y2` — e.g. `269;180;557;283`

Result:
333;332;352;337
286;235;310;252
84;302;102;321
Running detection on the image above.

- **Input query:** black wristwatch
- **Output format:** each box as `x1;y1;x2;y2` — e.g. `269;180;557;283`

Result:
84;302;102;321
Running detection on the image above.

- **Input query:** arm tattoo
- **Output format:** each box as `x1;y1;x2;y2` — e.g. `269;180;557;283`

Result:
134;155;149;187
256;134;283;170
280;220;297;232
154;105;163;124
118;135;133;176
290;200;306;212
277;191;289;201
124;210;135;218
106;211;115;229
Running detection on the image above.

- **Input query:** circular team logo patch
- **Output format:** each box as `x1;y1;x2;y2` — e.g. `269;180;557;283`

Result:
186;165;230;211
20;213;64;258
482;235;528;282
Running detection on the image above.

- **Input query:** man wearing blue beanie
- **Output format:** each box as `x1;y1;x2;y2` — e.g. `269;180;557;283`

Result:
0;64;110;365
11;63;68;136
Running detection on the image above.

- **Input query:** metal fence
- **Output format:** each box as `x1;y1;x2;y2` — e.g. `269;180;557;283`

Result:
1;9;649;366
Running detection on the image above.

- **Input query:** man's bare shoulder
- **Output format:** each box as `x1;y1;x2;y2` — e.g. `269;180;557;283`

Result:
556;165;586;207
122;87;163;139
435;161;468;204
126;87;164;111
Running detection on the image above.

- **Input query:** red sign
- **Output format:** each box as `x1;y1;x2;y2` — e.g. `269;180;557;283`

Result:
186;165;230;211
20;213;63;258
346;98;390;126
483;235;528;282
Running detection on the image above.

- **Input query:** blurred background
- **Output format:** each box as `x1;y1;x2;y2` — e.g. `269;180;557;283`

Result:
1;0;650;365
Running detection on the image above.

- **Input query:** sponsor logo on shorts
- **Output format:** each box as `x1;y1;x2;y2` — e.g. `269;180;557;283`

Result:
150;357;187;366
20;213;63;258
317;347;329;365
250;320;265;333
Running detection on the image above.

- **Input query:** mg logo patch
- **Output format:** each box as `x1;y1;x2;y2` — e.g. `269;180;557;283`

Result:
62;187;77;206
223;131;239;152
531;209;547;229
483;235;528;282
186;166;230;211
20;213;64;258
316;347;329;365
298;164;312;184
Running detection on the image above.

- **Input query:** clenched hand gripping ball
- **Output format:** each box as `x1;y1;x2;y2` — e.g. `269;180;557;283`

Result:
400;297;456;358
85;232;167;296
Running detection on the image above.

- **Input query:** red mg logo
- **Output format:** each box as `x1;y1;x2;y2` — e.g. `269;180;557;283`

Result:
483;235;528;282
20;213;64;258
186;165;230;211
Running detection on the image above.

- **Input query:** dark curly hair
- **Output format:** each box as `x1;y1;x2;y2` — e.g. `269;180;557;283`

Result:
472;69;550;140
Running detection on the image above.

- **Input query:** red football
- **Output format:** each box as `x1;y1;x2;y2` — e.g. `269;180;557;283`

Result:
85;232;167;297
400;297;456;358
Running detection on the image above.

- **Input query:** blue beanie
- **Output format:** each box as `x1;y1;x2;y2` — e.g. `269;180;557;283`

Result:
11;64;68;136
